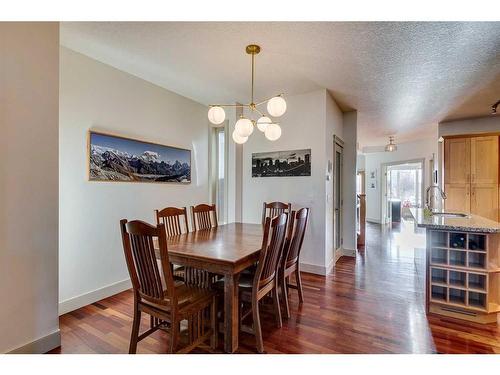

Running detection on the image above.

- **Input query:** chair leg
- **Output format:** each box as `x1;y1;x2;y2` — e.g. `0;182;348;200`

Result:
295;270;304;303
210;296;218;350
129;306;141;354
252;299;264;353
281;271;290;319
169;318;179;354
272;285;282;328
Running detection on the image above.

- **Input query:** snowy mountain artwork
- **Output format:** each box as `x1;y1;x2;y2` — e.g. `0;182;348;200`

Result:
88;131;191;183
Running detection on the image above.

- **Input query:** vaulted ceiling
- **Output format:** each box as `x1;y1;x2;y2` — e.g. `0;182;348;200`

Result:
60;22;500;147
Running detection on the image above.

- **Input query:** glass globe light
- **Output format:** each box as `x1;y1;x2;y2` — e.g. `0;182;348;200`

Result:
232;129;248;144
208;106;225;125
267;96;287;117
264;123;282;141
256;116;272;132
235;117;254;137
384;136;397;152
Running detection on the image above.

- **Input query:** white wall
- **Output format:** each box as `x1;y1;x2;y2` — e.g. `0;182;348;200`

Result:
0;23;60;353
241;89;350;274
439;116;500;137
342;112;358;254
364;137;438;223
59;47;209;313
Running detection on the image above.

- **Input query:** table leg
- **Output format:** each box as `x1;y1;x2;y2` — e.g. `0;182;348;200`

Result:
224;272;239;353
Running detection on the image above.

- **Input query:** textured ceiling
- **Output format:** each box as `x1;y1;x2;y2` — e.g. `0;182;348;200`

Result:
60;22;500;147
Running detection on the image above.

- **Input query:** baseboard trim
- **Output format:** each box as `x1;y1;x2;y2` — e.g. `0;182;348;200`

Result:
326;257;335;275
300;262;329;276
8;329;61;354
342;248;356;257
334;249;343;264
366;217;381;224
59;278;132;315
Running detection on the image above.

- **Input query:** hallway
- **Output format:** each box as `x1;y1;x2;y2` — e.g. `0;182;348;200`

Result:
53;222;500;353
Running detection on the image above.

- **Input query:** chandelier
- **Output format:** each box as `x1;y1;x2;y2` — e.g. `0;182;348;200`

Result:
207;44;287;144
385;136;397;152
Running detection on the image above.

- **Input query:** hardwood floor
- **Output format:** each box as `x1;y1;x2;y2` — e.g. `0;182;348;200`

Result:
50;222;500;353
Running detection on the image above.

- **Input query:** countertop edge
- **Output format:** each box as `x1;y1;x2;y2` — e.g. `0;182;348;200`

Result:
409;209;500;234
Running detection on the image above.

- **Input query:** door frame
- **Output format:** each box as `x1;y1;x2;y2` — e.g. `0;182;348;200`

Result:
333;135;344;259
380;158;425;224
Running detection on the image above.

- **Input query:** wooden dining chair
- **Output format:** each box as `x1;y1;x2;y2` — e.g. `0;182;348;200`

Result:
120;219;217;354
239;213;288;353
279;208;309;319
155;206;190;283
262;201;292;225
191;204;218;231
155;206;190;236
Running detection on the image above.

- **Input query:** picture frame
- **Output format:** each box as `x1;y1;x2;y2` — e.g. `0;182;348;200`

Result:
87;130;191;184
252;149;311;177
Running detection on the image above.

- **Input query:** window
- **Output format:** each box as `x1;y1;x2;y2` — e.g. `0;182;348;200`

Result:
216;129;225;223
210;126;227;224
388;163;422;208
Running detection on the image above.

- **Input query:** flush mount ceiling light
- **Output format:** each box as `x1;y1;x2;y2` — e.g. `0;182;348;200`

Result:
385;136;397;152
207;44;286;144
492;100;500;115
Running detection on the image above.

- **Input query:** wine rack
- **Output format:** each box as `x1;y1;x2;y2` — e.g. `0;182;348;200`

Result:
428;230;500;315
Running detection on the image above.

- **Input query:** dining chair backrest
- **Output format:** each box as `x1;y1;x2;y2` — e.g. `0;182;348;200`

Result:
120;219;175;305
284;208;309;267
255;213;288;289
262;201;292;225
155;206;189;237
191;204;218;231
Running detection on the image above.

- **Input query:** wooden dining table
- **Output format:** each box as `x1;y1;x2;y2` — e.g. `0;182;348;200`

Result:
159;223;263;353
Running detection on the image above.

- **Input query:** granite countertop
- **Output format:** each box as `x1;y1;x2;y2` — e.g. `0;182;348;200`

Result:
409;208;500;233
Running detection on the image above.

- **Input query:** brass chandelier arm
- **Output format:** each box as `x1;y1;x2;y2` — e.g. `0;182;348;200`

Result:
253;106;265;117
254;93;285;107
208;103;250;108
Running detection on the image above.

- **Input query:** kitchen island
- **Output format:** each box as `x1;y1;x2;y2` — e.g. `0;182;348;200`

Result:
411;209;500;324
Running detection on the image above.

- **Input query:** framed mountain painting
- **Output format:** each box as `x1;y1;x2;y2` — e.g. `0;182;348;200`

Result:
87;130;191;183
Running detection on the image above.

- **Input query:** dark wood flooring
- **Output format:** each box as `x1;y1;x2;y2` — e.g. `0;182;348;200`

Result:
50;222;500;353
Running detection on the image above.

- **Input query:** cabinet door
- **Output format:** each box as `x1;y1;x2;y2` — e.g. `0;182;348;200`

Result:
444;138;470;185
471;136;498;184
471;184;499;221
444;138;471;213
445;184;470;213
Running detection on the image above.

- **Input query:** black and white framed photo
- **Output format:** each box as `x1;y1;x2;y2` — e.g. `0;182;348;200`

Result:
252;149;311;177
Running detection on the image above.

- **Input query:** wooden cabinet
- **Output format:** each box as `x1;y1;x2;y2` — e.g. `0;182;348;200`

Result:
444;137;472;214
444;135;499;221
427;230;500;324
472;184;499;221
445;137;470;185
471;136;498;185
446;185;470;213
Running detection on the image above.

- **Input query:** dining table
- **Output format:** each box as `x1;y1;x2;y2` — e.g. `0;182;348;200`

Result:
158;222;263;353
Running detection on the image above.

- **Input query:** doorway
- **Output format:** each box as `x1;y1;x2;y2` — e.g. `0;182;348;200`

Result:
381;159;424;224
333;136;344;260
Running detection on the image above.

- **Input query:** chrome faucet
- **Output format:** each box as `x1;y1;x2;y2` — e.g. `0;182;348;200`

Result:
425;185;447;212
